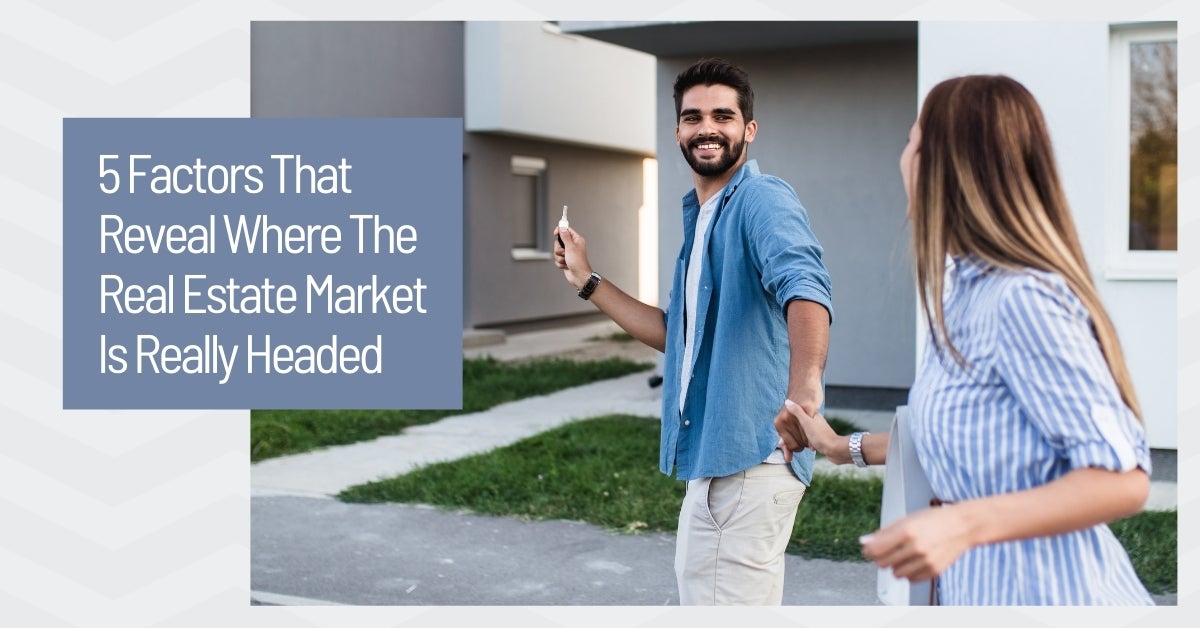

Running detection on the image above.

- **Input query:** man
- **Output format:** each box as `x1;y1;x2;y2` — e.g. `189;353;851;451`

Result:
553;58;832;605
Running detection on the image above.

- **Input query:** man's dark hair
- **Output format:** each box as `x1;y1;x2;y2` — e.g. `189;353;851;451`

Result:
673;58;755;122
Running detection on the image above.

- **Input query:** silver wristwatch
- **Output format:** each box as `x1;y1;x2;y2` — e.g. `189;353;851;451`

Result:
848;432;869;468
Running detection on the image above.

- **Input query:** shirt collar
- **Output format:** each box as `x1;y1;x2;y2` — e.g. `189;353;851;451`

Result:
722;159;758;200
682;159;759;207
947;254;991;283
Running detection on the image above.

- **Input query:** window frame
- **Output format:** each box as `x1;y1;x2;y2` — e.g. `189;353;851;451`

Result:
509;155;551;260
1105;23;1177;281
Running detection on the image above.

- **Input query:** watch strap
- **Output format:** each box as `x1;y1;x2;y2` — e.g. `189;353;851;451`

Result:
578;272;602;300
849;431;870;468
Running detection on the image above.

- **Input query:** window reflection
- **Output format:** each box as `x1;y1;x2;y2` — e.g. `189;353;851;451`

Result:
1129;40;1177;251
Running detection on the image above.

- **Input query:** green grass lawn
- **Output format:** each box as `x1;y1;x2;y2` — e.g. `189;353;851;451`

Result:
249;355;651;461
339;414;1177;595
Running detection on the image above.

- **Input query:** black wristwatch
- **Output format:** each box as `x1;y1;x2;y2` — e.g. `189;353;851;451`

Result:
578;272;602;300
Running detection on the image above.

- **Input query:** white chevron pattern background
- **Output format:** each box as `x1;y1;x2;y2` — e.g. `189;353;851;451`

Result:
1;0;1194;626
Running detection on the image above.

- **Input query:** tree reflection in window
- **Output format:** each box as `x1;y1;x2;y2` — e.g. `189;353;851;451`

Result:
1129;40;1177;251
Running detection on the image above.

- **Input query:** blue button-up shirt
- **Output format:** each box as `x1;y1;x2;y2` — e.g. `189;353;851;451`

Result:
660;160;833;482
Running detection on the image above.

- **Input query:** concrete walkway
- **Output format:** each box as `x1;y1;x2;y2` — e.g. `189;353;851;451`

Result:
251;370;666;497
250;320;1176;606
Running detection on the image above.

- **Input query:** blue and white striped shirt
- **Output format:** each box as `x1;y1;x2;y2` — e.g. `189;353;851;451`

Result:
908;256;1153;605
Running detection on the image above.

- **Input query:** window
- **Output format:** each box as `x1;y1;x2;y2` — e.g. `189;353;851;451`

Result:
511;155;549;259
1107;24;1177;279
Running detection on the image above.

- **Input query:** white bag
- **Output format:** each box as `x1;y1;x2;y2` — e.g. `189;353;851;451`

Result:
876;405;935;605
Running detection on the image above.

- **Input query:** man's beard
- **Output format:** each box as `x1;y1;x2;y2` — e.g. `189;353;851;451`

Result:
680;134;745;177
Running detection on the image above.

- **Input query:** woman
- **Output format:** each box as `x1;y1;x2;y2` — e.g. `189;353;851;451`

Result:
776;74;1154;605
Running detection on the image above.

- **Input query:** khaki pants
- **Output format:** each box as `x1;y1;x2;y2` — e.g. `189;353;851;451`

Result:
675;462;807;605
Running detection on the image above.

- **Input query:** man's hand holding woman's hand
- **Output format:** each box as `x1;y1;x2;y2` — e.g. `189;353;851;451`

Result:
776;398;848;465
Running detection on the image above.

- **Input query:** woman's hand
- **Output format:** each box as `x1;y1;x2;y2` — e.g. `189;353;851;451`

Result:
860;506;974;582
777;398;845;463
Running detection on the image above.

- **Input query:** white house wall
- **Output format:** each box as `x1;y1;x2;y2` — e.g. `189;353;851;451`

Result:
465;22;656;156
917;22;1177;449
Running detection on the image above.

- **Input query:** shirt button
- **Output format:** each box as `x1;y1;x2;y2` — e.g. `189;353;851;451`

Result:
683;420;691;427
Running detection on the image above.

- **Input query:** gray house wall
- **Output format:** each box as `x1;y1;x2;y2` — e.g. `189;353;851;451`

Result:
250;21;647;331
463;135;646;328
250;21;465;118
655;43;917;389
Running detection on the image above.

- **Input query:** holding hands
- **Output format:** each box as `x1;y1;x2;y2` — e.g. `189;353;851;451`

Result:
777;398;971;582
777;398;844;464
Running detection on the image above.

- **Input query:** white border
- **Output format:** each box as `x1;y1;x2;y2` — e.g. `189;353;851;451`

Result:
4;2;1191;626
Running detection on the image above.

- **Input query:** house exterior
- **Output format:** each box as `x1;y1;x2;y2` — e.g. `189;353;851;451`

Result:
563;20;1178;451
916;21;1178;452
250;20;1177;451
250;21;657;335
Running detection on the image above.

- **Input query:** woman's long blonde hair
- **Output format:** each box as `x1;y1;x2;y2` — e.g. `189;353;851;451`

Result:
912;74;1142;419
